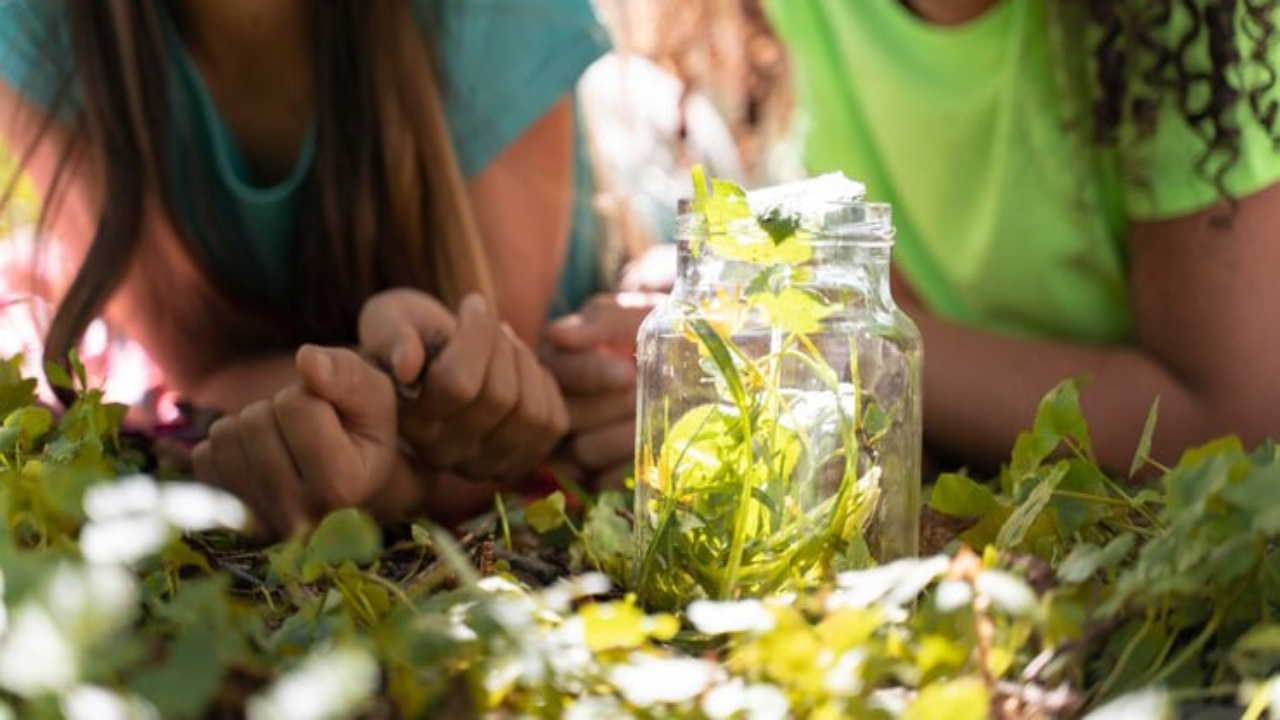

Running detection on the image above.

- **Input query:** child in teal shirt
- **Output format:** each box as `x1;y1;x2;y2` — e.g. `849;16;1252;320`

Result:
0;0;608;534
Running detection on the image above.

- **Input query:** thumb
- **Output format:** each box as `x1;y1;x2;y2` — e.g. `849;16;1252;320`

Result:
358;289;458;385
296;345;395;434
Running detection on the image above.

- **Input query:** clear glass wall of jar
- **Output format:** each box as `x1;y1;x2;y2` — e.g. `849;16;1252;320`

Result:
633;195;921;612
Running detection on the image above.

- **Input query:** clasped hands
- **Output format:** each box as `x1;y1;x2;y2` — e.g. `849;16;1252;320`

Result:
193;289;568;536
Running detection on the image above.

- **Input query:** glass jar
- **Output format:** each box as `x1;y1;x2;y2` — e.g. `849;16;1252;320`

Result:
632;180;922;611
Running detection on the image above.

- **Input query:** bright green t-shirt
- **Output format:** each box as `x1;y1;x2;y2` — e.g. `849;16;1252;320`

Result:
0;0;610;317
766;0;1280;343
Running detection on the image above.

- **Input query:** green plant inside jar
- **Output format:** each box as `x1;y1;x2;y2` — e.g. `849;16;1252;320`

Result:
633;169;907;612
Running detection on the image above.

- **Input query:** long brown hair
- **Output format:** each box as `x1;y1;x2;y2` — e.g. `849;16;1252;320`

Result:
6;1;493;394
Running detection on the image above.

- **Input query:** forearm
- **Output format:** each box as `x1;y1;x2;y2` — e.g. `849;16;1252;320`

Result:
919;315;1224;473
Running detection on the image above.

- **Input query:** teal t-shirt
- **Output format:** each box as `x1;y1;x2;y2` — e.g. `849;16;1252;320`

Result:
0;0;610;317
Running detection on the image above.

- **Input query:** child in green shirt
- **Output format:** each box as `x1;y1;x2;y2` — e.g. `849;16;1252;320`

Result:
761;0;1280;471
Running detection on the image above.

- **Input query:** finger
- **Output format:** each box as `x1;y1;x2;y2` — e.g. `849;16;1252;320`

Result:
442;320;519;450
421;294;497;420
207;416;282;536
543;292;659;351
540;346;636;394
569;420;636;472
273;386;384;509
593;464;633;492
192;440;219;488
542;360;571;451
358;288;457;384
460;339;550;480
296;345;397;441
565;387;637;432
194;440;265;539
238;401;310;533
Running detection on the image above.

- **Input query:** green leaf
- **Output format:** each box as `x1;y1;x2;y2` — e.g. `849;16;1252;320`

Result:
302;509;383;581
690;166;752;240
3;405;52;452
526;491;568;535
689;320;749;416
410;523;434;548
906;677;989;720
577;491;633;583
1129;397;1160;478
929;473;997;517
1230;624;1280;679
997;463;1066;551
69;347;87;389
0;357;37;420
757;207;801;245
43;360;74;391
1057;533;1136;584
690;167;814;265
749;287;832;336
130;579;242;719
1010;379;1092;481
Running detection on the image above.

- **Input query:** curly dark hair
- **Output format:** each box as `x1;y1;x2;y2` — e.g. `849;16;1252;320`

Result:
1086;0;1280;207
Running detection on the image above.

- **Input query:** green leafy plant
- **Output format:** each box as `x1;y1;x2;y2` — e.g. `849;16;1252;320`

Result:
2;350;1280;717
634;169;893;612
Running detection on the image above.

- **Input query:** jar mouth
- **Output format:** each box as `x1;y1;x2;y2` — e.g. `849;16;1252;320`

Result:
675;203;895;249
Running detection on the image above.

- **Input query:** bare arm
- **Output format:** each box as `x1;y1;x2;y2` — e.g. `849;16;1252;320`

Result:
915;182;1280;472
467;97;575;346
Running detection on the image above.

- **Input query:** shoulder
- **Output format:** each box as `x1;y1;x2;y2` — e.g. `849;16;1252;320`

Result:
1112;3;1280;219
0;0;73;114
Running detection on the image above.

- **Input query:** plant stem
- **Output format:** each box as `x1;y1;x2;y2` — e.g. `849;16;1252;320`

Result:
1145;595;1235;687
1096;612;1154;700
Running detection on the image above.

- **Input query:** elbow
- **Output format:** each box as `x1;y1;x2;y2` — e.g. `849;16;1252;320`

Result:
1155;388;1279;464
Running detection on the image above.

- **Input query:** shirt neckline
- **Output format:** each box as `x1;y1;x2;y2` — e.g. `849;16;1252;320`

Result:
158;4;317;204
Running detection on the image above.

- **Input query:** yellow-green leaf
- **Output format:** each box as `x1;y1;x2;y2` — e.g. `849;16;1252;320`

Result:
750;287;833;336
526;491;567;535
905;677;989;720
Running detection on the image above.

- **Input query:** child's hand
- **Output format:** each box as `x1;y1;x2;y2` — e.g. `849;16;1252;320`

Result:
192;345;400;537
359;289;569;483
542;292;661;489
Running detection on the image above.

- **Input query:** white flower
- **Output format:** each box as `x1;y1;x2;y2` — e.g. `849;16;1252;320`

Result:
80;516;170;566
829;555;950;610
687;599;775;635
1083;688;1173;720
975;570;1038;617
541;573;611;612
47;564;136;642
702;678;789;720
158;482;248;532
83;475;161;521
477;575;524;595
824;649;866;695
246;645;379;720
80;476;247;566
610;655;715;706
61;685;158;720
934;580;974;613
0;606;76;695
